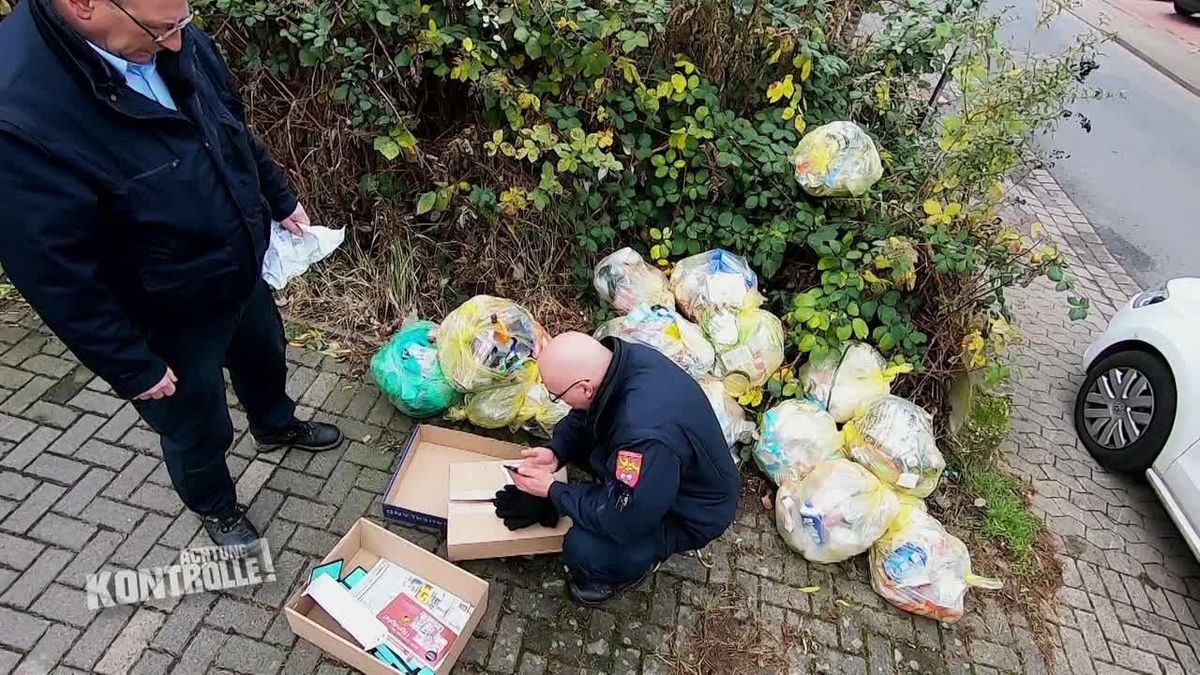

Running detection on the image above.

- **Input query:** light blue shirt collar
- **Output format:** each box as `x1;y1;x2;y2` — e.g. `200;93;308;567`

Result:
86;42;178;111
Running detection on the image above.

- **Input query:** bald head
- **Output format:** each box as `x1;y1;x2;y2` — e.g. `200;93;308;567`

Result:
538;332;612;410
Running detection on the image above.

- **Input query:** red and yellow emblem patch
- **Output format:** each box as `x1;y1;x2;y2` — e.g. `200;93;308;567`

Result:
615;450;643;488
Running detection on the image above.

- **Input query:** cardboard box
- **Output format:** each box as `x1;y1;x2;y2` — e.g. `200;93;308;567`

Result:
284;518;487;675
382;425;525;529
446;460;570;562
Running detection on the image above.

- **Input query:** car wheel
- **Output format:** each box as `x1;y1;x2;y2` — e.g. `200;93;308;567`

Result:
1074;349;1176;472
1178;1;1198;16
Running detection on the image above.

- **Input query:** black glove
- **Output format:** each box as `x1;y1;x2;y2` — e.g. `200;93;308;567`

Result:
493;485;560;531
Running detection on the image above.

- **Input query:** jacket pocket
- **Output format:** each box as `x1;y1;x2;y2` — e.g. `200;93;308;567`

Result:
139;249;240;292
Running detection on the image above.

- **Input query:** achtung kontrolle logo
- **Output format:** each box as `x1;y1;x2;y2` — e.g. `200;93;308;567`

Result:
86;542;275;610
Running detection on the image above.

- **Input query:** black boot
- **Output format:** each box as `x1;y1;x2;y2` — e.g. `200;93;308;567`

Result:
568;571;649;608
201;507;261;553
256;419;344;452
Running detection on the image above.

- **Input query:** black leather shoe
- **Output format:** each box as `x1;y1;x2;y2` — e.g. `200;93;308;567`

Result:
200;507;261;554
256;419;344;452
568;571;649;608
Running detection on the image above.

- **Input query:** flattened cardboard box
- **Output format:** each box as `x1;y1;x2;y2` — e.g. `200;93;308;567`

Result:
446;459;570;562
284;518;487;675
381;424;568;560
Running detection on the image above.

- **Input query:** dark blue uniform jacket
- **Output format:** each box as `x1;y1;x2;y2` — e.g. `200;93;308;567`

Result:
0;0;295;399
547;338;740;552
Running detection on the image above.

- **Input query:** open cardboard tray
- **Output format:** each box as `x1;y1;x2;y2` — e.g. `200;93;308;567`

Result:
381;424;525;529
446;459;569;562
284;518;488;675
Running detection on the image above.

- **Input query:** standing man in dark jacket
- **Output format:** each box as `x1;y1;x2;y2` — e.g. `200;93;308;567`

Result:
511;332;740;606
0;0;344;548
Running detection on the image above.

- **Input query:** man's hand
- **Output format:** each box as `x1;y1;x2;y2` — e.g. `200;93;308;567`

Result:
520;447;559;473
136;367;177;401
279;202;310;236
512;466;556;498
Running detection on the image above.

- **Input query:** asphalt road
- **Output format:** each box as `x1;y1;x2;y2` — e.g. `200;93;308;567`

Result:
999;0;1200;287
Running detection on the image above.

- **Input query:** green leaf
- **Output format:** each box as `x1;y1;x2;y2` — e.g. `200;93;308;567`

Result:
393;49;412;67
298;49;319;67
852;318;869;339
798;333;817;352
1069;306;1088;321
860;300;878;320
373;136;401;160
525;38;542;59
513;26;529;42
878;333;896;351
416;191;438;215
650;228;663;241
836;325;853;341
1047;266;1064;282
879;306;899;325
375;9;396;26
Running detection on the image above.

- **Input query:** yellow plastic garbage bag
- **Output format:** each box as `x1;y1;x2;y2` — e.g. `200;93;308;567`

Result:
669;249;764;348
713;309;785;390
446;363;569;438
593;248;673;313
870;498;1002;623
753;399;843;485
436;295;549;392
800;341;908;423
594;305;715;379
843;395;945;499
699;376;755;459
775;458;900;564
791;121;884;197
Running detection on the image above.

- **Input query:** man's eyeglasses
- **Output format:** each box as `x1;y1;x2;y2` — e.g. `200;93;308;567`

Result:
110;1;194;44
548;379;587;404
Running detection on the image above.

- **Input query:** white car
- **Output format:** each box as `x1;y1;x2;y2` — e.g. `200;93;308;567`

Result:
1075;278;1200;559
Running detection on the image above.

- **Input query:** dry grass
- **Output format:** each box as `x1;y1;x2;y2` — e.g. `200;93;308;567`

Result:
667;584;793;675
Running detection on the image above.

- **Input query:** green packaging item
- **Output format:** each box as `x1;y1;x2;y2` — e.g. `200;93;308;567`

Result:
371;320;463;419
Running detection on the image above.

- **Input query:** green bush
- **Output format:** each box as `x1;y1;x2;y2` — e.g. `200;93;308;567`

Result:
200;0;1094;405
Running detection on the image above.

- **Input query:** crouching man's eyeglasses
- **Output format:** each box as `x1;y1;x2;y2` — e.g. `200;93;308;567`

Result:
110;1;195;44
548;379;588;404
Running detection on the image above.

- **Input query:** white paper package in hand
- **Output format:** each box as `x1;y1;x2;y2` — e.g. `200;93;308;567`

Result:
775;458;900;564
713;309;785;390
870;498;1002;623
669;249;763;348
800;341;904;423
699;376;755;458
791;121;884;197
262;221;345;290
753;399;843;484
843;395;945;499
593;305;715;379
593;248;673;313
436;295;549;392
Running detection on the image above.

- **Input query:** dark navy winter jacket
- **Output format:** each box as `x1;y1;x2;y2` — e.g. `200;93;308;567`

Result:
0;0;296;399
548;338;740;552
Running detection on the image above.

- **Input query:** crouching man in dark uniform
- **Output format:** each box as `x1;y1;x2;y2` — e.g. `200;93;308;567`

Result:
509;332;740;606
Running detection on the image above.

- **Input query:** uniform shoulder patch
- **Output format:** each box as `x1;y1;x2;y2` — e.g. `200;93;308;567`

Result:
615;450;643;488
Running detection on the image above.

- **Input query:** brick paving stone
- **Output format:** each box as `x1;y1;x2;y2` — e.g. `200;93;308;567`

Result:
213;634;286;674
103;454;159;501
29;513;97;551
25;452;89;485
94;608;166;675
2;483;67;535
94;404;139;443
82;496;145;533
47;415;105;457
66;390;124;416
129;650;174;675
40;365;94;406
1;426;61;470
59;530;123;586
283;525;339;557
206;597;274;638
23;401;80;429
278;495;335;528
0;412;36;442
110;513;170;567
119;427;161;455
29;583;94;628
22;355;76;379
15;623;80;675
0;469;39;499
72;439;134;471
150;593;215;655
0;376;55;415
0;364;34;390
0;607;50;651
127;483;183;515
172;626;226;675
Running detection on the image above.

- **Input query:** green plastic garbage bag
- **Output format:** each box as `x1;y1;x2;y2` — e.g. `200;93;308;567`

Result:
371;320;462;418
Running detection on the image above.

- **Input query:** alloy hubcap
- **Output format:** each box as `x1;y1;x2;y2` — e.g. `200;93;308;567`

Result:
1083;367;1155;449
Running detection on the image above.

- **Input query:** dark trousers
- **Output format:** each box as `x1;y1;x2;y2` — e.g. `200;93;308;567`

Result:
133;282;295;516
562;525;675;586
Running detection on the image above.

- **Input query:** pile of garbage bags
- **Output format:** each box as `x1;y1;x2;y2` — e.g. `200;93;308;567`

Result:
699;376;755;458
593;248;674;313
369;319;462;419
870;498;1002;622
712;308;786;391
843;395;946;499
800;341;908;423
775;459;900;564
752;399;842;485
791;121;884;197
594;305;715;379
669;249;764;349
372;295;567;437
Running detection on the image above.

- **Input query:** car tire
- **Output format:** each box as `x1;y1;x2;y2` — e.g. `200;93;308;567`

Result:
1178;1;1198;17
1074;349;1176;473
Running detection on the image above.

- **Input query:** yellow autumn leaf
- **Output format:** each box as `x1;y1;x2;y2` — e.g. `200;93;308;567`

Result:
781;75;795;99
944;203;962;218
801;57;813;82
781;106;796;121
596;129;614;149
671;73;687;93
767;80;785;103
794;115;806;133
923;199;943;216
799;586;821;593
462;37;474;52
1030;221;1045;238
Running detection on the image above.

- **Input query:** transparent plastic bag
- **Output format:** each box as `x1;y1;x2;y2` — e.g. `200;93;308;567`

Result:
791;121;884;197
446;363;569;438
800;342;908;423
436;295;549;392
699;376;755;459
669;249;763;348
370;319;463;419
870;498;1002;623
713;309;785;390
593;248;673;313
843;395;945;499
775;459;900;564
594;305;715;379
753;399;843;485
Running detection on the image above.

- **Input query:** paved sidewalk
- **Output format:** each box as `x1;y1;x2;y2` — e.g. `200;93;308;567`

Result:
0;170;1197;674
